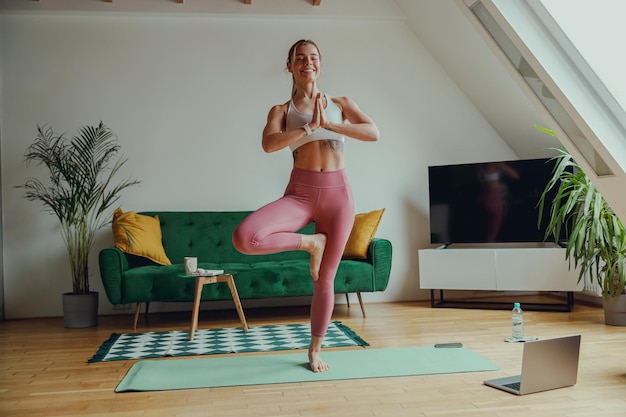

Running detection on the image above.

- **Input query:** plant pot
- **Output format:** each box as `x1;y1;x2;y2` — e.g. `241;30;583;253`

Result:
603;294;626;326
62;291;99;328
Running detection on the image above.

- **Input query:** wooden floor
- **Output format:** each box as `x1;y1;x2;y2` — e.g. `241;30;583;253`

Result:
1;296;626;417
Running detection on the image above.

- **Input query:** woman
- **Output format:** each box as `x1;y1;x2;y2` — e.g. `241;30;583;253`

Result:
232;39;379;372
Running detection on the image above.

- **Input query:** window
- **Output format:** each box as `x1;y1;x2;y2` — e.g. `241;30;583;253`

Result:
460;0;626;178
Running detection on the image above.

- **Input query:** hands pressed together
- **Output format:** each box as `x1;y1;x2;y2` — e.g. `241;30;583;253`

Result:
309;92;330;132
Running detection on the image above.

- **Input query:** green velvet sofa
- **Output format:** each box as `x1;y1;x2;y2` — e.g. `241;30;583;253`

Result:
98;211;392;328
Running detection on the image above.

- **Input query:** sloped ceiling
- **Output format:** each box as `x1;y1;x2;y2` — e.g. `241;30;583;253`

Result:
0;0;560;158
394;0;561;158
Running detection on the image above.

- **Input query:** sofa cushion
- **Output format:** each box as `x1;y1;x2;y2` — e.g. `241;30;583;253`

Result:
112;208;171;265
343;209;385;259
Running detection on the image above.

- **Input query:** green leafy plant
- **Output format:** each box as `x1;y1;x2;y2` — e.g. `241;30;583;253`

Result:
538;148;626;298
16;122;139;294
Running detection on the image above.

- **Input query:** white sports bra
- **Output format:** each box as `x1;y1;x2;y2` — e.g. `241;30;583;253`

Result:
286;94;345;152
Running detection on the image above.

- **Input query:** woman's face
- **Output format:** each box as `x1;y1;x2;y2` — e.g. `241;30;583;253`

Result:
289;43;320;83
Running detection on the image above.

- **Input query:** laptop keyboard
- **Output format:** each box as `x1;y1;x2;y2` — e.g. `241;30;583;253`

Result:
503;382;521;391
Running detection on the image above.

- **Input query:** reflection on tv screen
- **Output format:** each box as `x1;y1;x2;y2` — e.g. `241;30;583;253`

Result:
428;158;568;244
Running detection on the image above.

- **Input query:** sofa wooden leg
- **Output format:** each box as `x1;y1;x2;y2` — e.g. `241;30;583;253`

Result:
145;302;150;326
133;303;141;330
345;293;350;307
357;292;366;318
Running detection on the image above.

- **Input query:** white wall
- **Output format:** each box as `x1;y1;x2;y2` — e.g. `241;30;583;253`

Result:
0;11;514;319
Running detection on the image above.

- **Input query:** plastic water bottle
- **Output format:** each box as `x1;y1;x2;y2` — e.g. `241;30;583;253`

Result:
512;302;524;339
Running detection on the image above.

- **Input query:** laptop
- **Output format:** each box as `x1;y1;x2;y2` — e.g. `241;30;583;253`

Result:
484;334;581;395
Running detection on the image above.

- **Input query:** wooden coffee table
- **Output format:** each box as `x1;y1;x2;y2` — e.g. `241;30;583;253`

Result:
184;273;249;341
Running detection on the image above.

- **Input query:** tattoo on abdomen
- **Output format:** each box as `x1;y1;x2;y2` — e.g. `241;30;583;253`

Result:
323;140;344;152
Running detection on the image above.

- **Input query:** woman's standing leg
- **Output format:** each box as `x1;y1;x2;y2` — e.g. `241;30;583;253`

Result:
308;178;354;372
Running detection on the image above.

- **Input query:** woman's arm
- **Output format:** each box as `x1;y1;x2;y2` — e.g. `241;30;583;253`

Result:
497;162;520;180
262;104;308;153
322;96;379;142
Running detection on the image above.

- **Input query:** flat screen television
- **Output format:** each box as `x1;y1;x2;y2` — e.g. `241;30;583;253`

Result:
428;158;569;245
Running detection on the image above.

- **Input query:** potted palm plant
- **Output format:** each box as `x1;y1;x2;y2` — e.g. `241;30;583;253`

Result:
16;122;139;328
538;147;626;325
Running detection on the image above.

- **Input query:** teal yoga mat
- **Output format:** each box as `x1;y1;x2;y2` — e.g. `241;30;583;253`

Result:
115;346;499;392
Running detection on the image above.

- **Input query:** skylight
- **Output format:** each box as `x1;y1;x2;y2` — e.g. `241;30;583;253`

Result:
464;0;626;179
458;0;626;221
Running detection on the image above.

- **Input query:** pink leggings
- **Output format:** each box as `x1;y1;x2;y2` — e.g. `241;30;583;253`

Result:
232;167;354;337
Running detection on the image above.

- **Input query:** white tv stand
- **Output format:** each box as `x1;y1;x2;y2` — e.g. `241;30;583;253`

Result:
418;247;583;311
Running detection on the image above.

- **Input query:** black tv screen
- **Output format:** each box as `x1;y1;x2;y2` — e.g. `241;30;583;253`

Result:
428;158;567;245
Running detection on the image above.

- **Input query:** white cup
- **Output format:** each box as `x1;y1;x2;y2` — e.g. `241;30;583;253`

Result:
184;257;198;275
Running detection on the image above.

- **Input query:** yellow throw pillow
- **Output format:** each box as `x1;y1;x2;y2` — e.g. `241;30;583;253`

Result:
343;209;385;259
112;208;171;265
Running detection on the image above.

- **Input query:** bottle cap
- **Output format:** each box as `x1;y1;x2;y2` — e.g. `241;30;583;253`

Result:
514;302;520;308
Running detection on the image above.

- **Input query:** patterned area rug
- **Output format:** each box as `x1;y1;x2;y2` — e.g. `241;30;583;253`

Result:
89;321;368;362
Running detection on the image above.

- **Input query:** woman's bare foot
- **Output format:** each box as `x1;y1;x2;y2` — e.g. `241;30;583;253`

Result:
302;233;326;281
309;335;329;372
309;349;330;372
